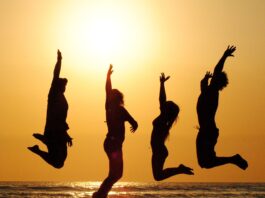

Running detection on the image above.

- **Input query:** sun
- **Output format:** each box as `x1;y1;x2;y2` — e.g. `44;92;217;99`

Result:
59;4;132;63
54;2;158;74
87;14;127;57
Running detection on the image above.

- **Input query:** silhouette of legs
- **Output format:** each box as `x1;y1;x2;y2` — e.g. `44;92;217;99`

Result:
28;141;67;169
93;150;123;198
93;137;123;198
33;133;47;145
197;153;248;170
196;128;248;170
152;153;193;181
233;154;248;169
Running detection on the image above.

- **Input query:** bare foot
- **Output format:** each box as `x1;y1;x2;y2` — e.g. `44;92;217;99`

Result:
33;133;47;144
234;154;248;170
178;164;194;175
27;145;40;154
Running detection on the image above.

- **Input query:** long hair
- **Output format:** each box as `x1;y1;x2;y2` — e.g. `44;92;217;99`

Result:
111;89;124;106
213;71;229;90
165;101;179;130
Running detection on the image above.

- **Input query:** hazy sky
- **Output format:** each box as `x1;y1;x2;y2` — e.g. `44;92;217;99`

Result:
0;0;264;182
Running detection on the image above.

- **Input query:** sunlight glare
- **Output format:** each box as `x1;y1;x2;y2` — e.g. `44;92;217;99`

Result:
63;5;132;63
56;2;157;74
88;14;126;57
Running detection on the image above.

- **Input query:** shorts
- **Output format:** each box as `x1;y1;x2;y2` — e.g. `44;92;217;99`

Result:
196;127;219;166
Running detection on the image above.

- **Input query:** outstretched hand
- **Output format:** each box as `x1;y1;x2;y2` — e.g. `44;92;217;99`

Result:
65;135;73;147
160;73;170;83
130;122;138;133
67;138;73;147
107;64;113;76
224;45;236;57
204;71;213;79
57;49;62;60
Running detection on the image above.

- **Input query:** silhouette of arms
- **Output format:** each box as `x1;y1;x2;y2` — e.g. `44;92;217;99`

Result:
66;133;73;147
201;71;212;92
213;45;236;76
53;50;62;80
124;108;138;133
105;64;113;109
159;73;170;112
48;50;62;96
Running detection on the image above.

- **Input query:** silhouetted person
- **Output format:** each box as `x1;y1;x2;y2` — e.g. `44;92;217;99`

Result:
92;64;138;198
196;45;248;170
28;50;72;169
151;73;194;181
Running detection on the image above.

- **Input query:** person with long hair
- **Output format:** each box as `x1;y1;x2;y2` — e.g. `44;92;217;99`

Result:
196;45;248;170
93;64;138;198
28;50;72;168
151;73;193;181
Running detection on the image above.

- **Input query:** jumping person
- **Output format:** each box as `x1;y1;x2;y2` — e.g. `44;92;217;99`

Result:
93;64;138;198
151;73;194;181
28;50;72;169
196;45;248;170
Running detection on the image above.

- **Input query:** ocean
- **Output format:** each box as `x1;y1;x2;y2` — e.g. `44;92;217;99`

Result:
0;182;264;198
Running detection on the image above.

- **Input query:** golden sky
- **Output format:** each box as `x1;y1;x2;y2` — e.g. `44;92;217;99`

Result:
0;0;265;182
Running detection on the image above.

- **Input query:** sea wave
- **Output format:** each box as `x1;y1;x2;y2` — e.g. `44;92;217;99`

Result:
0;182;264;198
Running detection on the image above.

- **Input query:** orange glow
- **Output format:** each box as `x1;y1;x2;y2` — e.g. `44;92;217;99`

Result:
0;0;265;182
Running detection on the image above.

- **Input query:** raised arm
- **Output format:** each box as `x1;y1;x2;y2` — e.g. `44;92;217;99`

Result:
159;73;170;111
105;64;113;108
200;71;212;92
53;50;62;80
213;45;236;75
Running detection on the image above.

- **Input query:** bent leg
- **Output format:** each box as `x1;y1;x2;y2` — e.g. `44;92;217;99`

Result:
196;129;218;168
199;155;234;169
47;142;67;168
28;143;67;169
152;154;193;181
28;145;55;166
199;155;248;170
196;131;248;170
196;139;233;169
33;133;47;145
28;145;41;155
94;150;123;198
